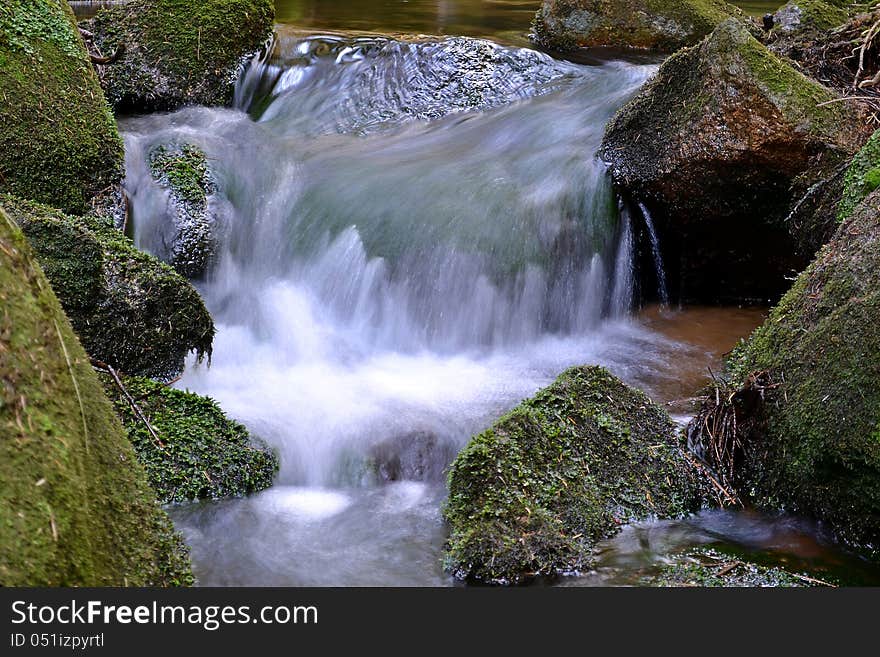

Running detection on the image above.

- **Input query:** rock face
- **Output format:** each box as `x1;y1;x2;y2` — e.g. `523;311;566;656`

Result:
86;0;275;112
148;143;218;279
532;0;739;52
0;0;124;215
102;375;278;503
0;208;192;586
443;366;709;583
0;195;214;380
601;19;868;302
720;189;880;554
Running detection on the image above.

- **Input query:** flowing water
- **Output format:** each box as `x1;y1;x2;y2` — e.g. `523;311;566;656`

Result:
114;2;879;586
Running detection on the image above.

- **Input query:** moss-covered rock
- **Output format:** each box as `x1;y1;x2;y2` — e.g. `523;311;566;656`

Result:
101;375;278;503
0;0;124;215
0;194;214;380
839;129;880;222
87;0;275;112
532;0;741;52
642;548;813;586
768;0;851;34
0;207;192;586
443;366;709;583
721;188;880;554
601;19;868;302
148;143;218;279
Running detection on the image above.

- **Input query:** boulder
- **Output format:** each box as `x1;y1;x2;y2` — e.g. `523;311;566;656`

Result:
601;19;869;302
767;0;850;35
0;207;192;586
0;0;124;215
101;375;278;503
707;189;880;554
86;0;275;112
0;195;214;380
532;0;741;52
443;366;710;583
148;143;218;279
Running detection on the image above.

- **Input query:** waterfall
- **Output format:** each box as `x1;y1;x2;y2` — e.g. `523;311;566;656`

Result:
638;202;670;307
121;35;660;584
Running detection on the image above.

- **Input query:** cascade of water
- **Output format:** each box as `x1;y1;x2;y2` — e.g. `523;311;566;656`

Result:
638;201;670;307
122;35;661;584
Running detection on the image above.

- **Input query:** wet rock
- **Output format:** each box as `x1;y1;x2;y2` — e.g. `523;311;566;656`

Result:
101;375;278;503
0;0;124;215
532;0;741;52
718;188;880;555
369;431;455;483
642;548;814;586
148;143;218;279
0;194;214;380
0;207;192;586
85;0;274;112
601;19;869;302
768;0;849;35
443;366;711;584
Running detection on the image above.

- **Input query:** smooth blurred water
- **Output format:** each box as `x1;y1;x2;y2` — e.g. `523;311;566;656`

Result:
118;20;872;587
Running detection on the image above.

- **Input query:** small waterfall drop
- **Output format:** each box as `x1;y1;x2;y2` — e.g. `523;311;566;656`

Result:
638;202;670;307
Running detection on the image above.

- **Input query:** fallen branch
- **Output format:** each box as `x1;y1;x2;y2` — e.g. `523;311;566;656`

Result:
90;358;165;449
90;44;126;65
816;95;880;106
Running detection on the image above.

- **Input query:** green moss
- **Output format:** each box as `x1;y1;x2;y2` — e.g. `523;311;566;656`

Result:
148;143;217;278
101;375;278;503
0;0;123;215
726;189;880;553
0;208;193;586
771;1;850;33
533;0;742;52
88;0;275;111
150;144;214;207
643;548;812;587
443;366;709;583
1;194;215;380
839;130;880;221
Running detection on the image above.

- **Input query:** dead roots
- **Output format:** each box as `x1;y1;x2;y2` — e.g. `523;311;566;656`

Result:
687;370;779;503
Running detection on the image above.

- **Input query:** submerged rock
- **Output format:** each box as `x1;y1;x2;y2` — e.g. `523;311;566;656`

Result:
601;19;868;302
444;366;709;583
148;143;218;279
368;431;456;484
101;375;278;504
86;0;274;112
0;0;124;215
0;207;192;586
715;188;880;554
0;195;214;380
642;548;814;587
532;0;740;52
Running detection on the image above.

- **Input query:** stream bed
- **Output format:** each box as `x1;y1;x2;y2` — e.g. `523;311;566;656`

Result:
111;1;879;586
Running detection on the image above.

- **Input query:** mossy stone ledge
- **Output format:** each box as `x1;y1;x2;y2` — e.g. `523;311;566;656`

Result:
86;0;275;112
0;207;192;586
601;19;868;303
720;188;880;555
532;0;742;52
102;375;279;504
0;0;124;215
0;194;215;380
443;366;710;584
